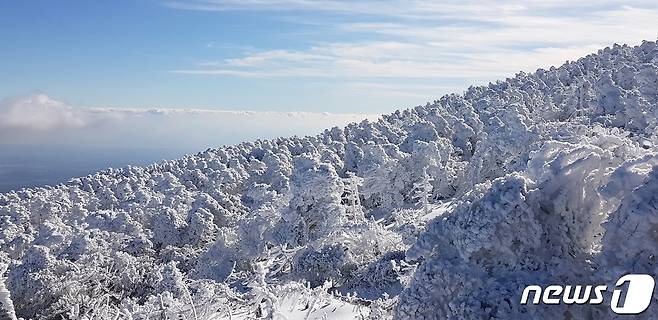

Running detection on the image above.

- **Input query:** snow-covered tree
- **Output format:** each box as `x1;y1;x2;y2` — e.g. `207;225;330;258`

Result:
411;167;433;215
1;40;658;318
0;263;17;320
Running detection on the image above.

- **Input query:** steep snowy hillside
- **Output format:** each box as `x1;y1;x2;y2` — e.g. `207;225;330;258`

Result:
1;40;658;319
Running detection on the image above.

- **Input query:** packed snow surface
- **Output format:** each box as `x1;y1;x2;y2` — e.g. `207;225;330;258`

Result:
2;40;658;319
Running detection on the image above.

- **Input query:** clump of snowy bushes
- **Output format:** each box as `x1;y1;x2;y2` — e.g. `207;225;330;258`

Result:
1;40;658;318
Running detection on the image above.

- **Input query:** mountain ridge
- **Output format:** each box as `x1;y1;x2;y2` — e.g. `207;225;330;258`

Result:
1;40;658;319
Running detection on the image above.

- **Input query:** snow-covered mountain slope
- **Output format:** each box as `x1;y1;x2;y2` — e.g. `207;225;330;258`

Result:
2;40;658;319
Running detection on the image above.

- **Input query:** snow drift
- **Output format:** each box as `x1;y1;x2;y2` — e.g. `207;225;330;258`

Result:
2;40;658;319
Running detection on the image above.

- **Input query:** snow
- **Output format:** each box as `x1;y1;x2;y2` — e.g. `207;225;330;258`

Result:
0;263;17;320
1;40;658;319
223;291;369;320
273;295;367;320
421;202;453;221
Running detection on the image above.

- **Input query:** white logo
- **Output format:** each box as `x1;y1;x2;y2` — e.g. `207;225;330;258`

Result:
520;274;655;315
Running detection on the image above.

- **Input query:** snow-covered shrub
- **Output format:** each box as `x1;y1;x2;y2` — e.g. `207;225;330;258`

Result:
293;244;354;287
599;156;658;316
151;207;187;247
0;262;17;320
343;250;409;300
398;139;630;319
1;40;658;318
286;155;346;244
186;207;218;246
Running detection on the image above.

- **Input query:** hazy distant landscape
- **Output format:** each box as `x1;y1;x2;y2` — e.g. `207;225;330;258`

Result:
0;145;189;192
0;94;371;192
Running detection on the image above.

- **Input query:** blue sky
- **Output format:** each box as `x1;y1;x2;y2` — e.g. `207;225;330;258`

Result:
1;0;658;114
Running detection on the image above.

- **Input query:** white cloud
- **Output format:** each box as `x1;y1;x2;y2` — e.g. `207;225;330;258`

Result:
0;94;374;149
169;0;658;98
165;0;658;17
0;94;90;131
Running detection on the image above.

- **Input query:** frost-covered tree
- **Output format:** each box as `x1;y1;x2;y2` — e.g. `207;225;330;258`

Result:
1;40;658;318
0;263;17;320
342;172;365;222
285;155;346;244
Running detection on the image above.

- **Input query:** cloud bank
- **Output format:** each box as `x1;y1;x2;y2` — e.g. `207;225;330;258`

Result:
0;94;374;150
